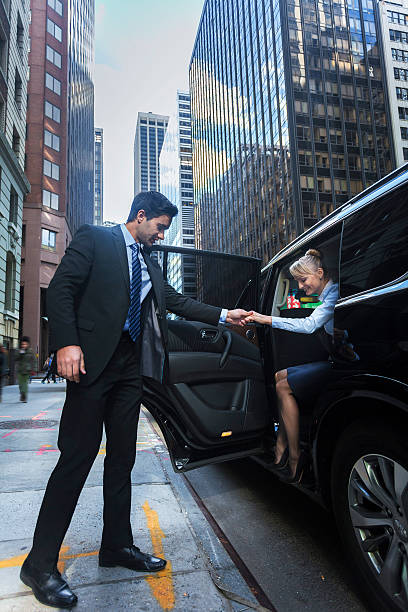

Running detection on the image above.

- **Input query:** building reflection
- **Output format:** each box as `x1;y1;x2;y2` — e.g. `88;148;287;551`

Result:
190;0;394;264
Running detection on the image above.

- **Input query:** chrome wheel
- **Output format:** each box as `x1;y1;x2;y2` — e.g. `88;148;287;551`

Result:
348;454;408;611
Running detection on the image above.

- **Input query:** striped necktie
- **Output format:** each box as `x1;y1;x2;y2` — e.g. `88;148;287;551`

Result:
128;243;142;342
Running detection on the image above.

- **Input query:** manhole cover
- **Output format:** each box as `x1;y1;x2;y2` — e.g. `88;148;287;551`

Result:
0;420;59;429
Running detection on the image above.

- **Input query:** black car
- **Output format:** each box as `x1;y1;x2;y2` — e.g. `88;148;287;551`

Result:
145;163;408;612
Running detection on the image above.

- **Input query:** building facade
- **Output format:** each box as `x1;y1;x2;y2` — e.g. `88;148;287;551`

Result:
22;0;94;366
67;0;94;233
160;91;196;296
379;0;408;167
94;126;103;225
0;0;30;351
190;0;395;264
133;111;168;195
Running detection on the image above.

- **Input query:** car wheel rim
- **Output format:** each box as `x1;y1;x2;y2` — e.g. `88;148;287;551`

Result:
348;454;408;611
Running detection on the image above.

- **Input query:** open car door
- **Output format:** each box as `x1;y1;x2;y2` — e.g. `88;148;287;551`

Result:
142;245;270;472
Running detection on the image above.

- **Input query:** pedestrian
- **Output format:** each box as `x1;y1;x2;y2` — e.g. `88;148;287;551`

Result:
15;336;36;403
20;191;249;609
0;345;8;401
41;353;57;384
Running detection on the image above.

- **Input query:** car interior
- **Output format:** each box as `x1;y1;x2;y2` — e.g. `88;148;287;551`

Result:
262;230;342;415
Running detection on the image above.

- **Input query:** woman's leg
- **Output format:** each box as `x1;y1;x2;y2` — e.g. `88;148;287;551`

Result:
275;370;300;476
273;370;288;463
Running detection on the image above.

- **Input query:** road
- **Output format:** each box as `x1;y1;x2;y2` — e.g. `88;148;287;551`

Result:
184;459;370;611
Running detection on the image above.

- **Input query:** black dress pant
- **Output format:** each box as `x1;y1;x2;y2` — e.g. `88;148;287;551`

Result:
28;333;142;571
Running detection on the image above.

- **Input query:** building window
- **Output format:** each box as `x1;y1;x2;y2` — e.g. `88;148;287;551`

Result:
5;252;16;311
9;185;18;225
394;67;408;80
404;148;408;160
401;126;408;139
45;72;61;95
43;189;59;209
44;129;60;151
47;18;62;42
41;228;56;250
399;106;408;120
0;26;8;76
14;70;22;111
388;10;408;26
45;100;60;123
12;126;20;156
16;12;24;57
392;48;408;62
390;29;408;44
43;158;59;180
47;0;63;15
396;87;408;100
46;44;62;68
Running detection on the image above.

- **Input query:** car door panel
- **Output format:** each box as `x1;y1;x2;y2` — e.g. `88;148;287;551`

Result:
142;245;268;472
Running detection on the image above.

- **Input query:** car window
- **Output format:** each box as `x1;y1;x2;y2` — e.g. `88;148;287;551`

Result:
340;183;408;298
153;246;261;311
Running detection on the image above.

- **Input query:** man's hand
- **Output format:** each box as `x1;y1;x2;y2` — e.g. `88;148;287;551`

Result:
57;346;86;383
244;311;272;325
226;309;251;327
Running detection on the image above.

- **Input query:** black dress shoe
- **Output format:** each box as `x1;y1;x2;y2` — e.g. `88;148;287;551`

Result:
20;559;77;609
99;545;166;572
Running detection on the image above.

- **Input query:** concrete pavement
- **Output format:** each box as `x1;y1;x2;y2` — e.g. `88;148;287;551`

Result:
0;381;259;611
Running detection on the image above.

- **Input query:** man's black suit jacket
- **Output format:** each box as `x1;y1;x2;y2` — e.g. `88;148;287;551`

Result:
47;224;222;386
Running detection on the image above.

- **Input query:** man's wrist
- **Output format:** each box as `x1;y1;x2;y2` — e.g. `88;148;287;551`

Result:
219;308;228;324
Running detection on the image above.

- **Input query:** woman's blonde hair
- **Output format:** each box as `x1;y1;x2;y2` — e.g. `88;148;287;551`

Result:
289;249;328;280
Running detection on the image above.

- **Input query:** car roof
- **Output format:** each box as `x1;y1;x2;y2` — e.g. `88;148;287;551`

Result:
262;163;408;274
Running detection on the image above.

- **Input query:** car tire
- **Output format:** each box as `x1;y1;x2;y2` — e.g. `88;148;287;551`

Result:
331;419;408;612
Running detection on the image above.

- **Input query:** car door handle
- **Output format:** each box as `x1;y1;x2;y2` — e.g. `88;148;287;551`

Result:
219;330;232;368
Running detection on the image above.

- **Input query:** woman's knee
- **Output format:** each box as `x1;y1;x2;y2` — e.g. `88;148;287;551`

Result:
275;376;291;398
275;369;287;384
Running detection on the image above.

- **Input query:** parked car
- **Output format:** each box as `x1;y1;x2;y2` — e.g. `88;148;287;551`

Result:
144;163;408;612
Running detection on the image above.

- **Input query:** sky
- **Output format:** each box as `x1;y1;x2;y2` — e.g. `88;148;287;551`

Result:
94;0;205;223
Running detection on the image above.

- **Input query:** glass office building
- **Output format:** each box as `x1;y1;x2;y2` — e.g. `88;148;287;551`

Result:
160;91;196;297
190;0;395;264
134;112;169;194
67;0;95;234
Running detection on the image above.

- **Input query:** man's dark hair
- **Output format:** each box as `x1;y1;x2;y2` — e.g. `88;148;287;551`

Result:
127;191;178;222
21;336;30;343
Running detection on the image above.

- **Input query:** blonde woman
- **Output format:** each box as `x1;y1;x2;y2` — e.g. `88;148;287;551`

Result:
246;249;339;483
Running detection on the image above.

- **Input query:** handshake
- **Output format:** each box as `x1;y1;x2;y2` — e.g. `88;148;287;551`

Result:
226;309;271;327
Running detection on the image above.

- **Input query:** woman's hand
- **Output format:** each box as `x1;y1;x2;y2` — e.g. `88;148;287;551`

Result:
244;311;272;325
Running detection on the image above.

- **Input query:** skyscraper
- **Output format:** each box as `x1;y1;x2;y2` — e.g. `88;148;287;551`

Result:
133;111;168;195
22;0;95;366
0;0;30;351
160;91;196;296
67;0;94;233
379;0;408;167
94;127;103;225
190;0;395;264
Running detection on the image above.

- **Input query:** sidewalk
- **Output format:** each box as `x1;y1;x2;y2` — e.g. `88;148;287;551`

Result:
0;382;258;611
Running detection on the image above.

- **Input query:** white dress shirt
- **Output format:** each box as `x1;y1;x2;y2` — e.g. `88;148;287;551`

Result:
272;280;339;336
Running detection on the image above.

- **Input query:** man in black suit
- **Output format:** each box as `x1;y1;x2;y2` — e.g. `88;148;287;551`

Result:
20;192;249;608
